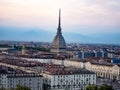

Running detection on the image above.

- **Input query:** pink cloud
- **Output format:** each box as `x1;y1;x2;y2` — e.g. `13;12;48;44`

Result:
0;0;120;31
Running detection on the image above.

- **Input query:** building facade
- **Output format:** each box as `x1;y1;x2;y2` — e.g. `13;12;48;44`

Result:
72;50;108;59
86;62;120;80
0;73;43;90
42;69;96;90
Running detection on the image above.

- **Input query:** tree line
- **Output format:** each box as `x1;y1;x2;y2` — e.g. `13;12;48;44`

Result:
0;85;31;90
86;84;114;90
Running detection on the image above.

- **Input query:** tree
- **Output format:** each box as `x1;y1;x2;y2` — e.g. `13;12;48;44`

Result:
10;87;14;90
86;85;98;90
0;88;6;90
16;84;31;90
86;84;113;90
98;84;113;90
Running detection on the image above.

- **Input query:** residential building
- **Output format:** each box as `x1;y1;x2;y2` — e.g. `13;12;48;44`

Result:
42;68;96;90
86;62;120;80
0;66;43;90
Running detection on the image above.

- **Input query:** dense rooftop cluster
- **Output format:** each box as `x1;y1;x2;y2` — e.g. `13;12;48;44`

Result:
0;65;27;74
43;68;94;75
0;57;65;69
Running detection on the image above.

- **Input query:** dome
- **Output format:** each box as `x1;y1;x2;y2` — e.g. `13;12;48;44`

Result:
51;33;66;53
52;33;66;49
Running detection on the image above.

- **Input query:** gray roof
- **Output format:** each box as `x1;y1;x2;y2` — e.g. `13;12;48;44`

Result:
51;33;66;49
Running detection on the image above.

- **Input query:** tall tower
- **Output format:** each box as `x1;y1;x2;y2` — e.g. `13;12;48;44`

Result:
22;45;26;55
51;9;66;55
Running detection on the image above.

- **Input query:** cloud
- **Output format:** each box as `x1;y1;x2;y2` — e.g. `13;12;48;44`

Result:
0;0;120;34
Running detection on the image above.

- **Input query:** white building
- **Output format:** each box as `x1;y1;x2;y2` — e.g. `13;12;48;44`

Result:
42;69;96;90
64;59;84;68
20;57;84;68
10;55;120;81
86;62;120;80
0;69;43;90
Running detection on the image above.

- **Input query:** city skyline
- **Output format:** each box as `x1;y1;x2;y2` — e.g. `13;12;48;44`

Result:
0;0;120;44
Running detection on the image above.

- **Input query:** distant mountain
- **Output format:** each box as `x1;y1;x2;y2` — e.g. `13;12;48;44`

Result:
88;33;120;44
0;26;120;44
0;27;55;42
63;32;90;43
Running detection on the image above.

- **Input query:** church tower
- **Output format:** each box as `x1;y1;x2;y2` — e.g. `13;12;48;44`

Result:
51;9;66;55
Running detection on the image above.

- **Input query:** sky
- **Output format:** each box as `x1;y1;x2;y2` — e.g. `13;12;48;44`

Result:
0;0;120;43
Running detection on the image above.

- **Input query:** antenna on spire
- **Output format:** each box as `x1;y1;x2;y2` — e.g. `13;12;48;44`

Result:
57;8;62;34
58;9;61;28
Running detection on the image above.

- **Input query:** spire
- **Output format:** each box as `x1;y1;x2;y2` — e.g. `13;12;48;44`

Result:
57;9;62;34
58;9;61;28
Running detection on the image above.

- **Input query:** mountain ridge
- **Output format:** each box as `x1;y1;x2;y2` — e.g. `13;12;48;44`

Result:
0;26;120;44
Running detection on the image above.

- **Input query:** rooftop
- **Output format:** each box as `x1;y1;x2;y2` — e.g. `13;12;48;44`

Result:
90;62;114;67
42;68;95;75
0;65;42;77
0;65;28;74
